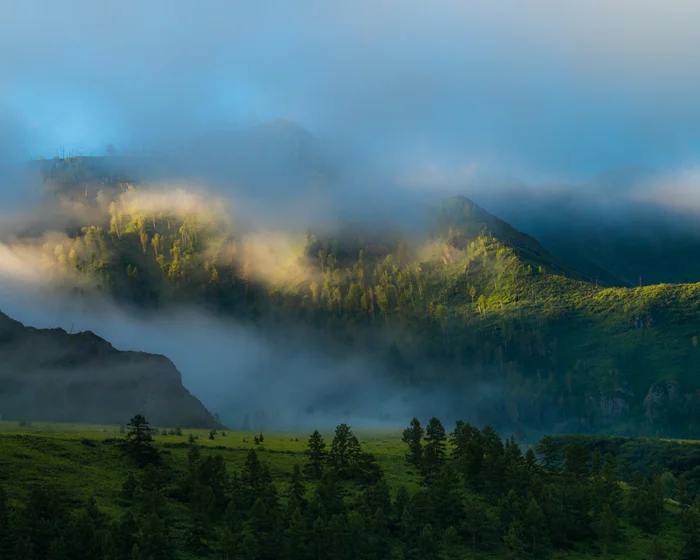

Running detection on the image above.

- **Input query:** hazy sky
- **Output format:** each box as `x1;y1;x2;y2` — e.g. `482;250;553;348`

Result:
3;1;700;182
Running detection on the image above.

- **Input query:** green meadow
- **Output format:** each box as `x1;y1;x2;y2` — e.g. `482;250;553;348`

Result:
0;420;697;559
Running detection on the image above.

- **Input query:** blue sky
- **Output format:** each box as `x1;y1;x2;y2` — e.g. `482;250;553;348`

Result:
3;0;700;184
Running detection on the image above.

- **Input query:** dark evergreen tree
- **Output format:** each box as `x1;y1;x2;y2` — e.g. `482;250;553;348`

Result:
305;430;327;479
241;449;274;506
563;443;590;479
288;464;307;511
523;496;547;555
422;417;447;485
452;422;485;490
402;417;424;468
315;470;345;517
121;472;139;501
283;507;309;560
535;435;561;472
329;424;361;478
125;414;159;465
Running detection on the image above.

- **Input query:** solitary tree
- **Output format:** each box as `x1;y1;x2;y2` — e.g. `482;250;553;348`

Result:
125;414;158;465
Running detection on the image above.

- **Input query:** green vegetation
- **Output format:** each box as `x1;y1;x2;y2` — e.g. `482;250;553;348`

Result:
1;418;698;559
23;162;700;436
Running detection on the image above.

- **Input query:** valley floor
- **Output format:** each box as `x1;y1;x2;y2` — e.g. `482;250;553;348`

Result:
0;421;691;559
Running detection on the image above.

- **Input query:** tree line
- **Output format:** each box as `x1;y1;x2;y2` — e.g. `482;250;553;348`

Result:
0;414;699;559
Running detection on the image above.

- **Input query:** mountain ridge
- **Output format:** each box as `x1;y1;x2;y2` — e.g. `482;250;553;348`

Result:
0;310;218;428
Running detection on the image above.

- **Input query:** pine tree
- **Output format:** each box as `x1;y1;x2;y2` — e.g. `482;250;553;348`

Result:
423;417;447;485
283;508;309;560
402;418;424;468
329;424;360;478
452;422;485;489
523;496;547;554
563;443;590;478
125;415;159;465
315;470;345;517
121;473;139;501
288;464;307;510
305;430;327;479
535;435;561;472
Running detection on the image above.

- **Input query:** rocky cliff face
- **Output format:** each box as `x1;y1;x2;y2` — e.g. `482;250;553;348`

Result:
0;311;217;428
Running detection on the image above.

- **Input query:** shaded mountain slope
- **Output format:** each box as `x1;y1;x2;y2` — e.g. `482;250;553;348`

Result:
0;311;217;427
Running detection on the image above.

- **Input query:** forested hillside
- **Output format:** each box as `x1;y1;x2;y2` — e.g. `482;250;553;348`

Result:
7;155;700;436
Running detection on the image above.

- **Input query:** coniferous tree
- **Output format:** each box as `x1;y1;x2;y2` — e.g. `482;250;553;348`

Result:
288;464;307;511
563;443;590;479
305;430;327;479
523;496;547;555
535;435;561;472
283;508;309;560
329;424;360;478
125;415;158;465
402;418;424;468
452;422;485;489
422;417;447;485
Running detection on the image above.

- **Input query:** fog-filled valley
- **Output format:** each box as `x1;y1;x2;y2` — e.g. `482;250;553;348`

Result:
8;4;700;559
4;131;700;438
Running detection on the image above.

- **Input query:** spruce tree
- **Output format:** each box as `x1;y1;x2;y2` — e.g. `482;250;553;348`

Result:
125;414;159;465
535;435;561;472
283;508;309;560
422;417;447;485
402;418;424;468
329;424;361;478
288;464;307;511
523;497;547;554
305;430;327;479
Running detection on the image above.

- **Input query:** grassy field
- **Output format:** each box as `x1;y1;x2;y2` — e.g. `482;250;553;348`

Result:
0;421;420;513
0;420;692;559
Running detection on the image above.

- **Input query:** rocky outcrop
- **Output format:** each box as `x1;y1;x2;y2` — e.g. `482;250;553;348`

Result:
0;311;217;428
585;380;634;418
644;380;682;422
